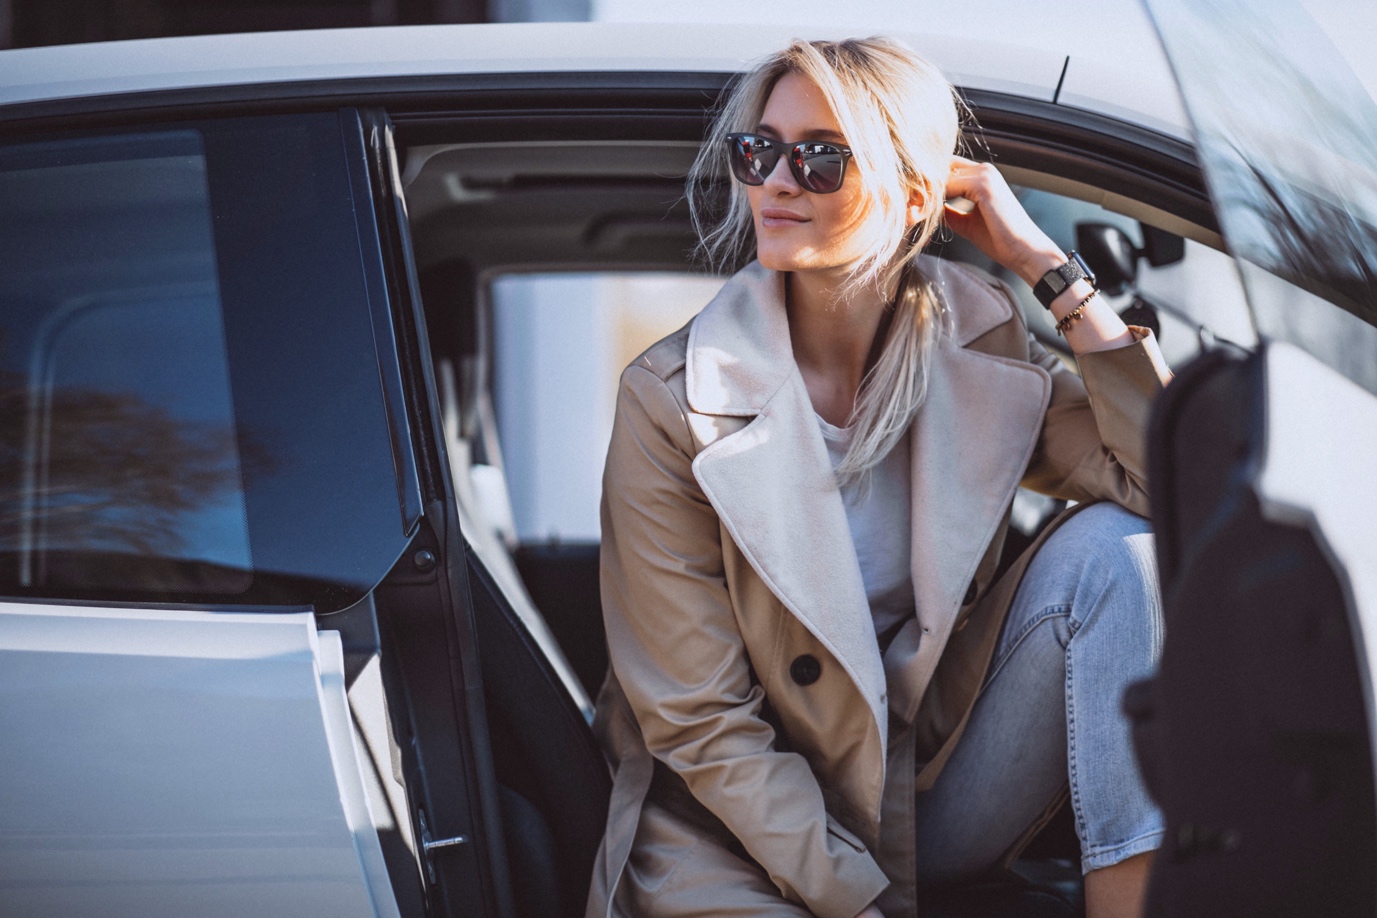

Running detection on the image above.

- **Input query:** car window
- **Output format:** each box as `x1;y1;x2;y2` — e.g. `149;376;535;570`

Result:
491;271;723;543
1145;0;1377;394
939;183;1255;366
0;116;416;610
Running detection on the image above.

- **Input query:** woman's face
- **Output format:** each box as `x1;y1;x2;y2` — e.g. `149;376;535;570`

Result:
748;72;885;277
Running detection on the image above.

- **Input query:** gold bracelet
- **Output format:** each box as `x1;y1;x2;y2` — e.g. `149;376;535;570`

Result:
1054;290;1099;336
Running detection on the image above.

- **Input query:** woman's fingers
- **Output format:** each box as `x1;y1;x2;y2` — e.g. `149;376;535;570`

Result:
943;195;976;215
945;157;1007;208
943;160;1005;229
942;157;1060;281
942;159;999;243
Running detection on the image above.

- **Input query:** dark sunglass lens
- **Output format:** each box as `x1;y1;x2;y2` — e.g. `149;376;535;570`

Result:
794;143;845;193
727;135;779;186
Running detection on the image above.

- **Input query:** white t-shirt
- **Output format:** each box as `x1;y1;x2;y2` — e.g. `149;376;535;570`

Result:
816;414;916;639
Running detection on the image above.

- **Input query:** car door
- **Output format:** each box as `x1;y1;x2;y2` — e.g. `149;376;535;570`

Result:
1129;0;1377;913
0;104;508;918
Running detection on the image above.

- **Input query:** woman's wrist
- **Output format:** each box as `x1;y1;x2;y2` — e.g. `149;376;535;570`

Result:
1047;278;1097;320
1014;247;1069;289
1049;279;1137;353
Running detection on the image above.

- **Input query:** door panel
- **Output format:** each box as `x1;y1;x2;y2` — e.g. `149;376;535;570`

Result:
1138;2;1377;908
1255;342;1377;668
0;601;400;918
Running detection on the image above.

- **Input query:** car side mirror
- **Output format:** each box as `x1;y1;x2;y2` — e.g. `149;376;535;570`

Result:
1076;222;1140;295
1140;222;1185;267
1075;221;1188;297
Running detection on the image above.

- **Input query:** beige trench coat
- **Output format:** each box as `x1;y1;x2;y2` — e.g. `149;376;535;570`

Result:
586;257;1173;918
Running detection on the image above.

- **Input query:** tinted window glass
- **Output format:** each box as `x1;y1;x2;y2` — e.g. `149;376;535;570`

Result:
0;132;250;592
0;115;417;610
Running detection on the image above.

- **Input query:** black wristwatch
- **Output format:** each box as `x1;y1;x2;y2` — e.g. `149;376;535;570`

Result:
1033;251;1097;310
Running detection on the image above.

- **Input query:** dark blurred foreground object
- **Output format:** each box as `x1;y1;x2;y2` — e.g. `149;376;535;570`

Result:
1130;348;1376;916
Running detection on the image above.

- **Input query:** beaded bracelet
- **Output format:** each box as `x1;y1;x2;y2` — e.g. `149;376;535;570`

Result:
1054;290;1100;336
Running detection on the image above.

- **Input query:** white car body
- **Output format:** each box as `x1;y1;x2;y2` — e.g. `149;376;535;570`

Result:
3;8;1376;916
0;20;1231;918
0;21;1187;136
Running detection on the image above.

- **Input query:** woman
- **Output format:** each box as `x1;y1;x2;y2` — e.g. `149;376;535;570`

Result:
586;37;1172;918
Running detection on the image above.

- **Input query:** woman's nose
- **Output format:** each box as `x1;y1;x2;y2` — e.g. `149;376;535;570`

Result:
761;154;800;193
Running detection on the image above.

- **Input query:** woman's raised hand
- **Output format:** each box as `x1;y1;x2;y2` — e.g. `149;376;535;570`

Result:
852;903;886;918
942;155;1065;288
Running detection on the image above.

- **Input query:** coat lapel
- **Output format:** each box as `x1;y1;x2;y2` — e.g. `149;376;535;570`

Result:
686;264;887;745
884;259;1052;724
682;258;1053;739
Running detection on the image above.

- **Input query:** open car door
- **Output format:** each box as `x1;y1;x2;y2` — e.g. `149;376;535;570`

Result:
0;107;508;918
1133;0;1377;913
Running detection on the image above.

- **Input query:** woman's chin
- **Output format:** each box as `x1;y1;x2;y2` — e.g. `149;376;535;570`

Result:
755;245;813;273
755;253;793;272
755;249;857;277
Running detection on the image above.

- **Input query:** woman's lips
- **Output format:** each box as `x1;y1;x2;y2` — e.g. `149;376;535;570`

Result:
760;208;808;228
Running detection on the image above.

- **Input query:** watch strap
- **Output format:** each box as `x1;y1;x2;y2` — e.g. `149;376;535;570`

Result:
1033;251;1096;310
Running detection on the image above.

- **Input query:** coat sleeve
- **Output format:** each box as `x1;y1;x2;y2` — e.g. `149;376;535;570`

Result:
1009;292;1174;516
599;364;890;918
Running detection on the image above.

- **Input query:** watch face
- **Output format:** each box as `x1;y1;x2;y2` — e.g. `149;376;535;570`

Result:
1068;251;1097;287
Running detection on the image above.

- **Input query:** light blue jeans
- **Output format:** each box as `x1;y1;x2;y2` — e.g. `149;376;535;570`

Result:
912;502;1165;881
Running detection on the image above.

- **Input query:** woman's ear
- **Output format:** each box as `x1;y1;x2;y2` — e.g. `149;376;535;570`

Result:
905;188;929;231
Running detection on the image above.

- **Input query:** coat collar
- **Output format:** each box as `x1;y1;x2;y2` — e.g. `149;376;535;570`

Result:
686;258;1051;739
685;262;792;418
685;259;1019;416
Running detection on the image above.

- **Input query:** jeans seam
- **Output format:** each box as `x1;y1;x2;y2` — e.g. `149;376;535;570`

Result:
1066;644;1089;846
985;604;1072;684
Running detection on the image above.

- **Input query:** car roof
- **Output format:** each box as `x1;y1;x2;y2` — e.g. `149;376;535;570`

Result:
0;21;1190;139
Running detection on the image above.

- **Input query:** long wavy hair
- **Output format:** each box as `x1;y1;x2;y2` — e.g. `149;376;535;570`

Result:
686;37;966;486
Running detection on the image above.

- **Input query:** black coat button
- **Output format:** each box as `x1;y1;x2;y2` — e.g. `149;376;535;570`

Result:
963;580;979;606
790;654;822;686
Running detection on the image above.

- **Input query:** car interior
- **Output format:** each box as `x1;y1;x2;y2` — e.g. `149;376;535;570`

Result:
393;96;1257;917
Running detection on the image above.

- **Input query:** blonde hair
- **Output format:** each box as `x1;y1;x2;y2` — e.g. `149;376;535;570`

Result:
686;37;966;486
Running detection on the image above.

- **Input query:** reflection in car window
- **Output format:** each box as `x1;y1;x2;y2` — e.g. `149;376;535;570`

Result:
0;132;252;592
491;272;722;543
0;116;416;610
1146;0;1377;393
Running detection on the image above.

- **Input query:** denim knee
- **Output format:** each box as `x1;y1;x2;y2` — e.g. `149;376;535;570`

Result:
1054;502;1153;563
1043;503;1158;633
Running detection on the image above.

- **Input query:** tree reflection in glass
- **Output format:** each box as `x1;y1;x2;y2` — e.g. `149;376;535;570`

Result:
0;293;261;593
